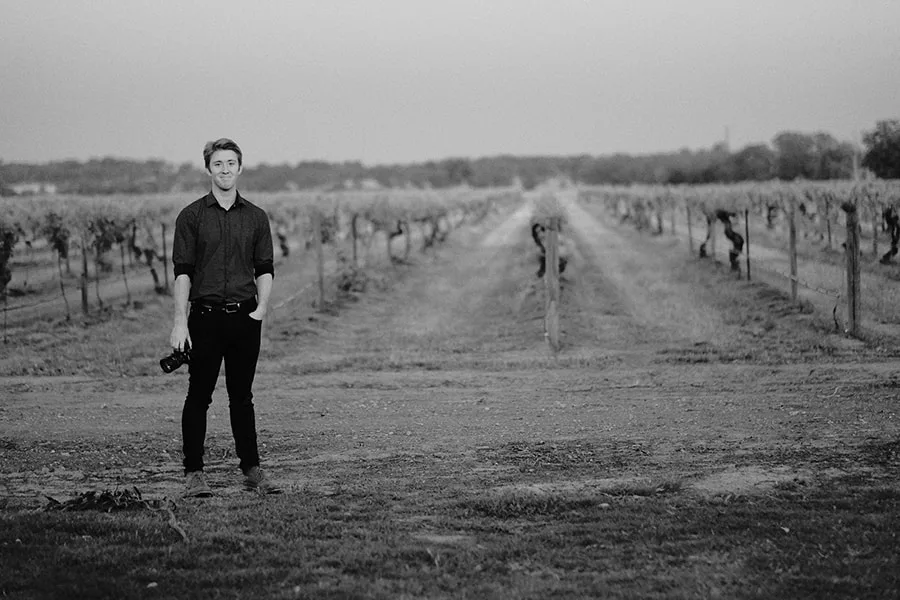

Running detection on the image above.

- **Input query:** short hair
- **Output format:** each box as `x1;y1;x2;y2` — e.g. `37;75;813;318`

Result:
203;138;243;170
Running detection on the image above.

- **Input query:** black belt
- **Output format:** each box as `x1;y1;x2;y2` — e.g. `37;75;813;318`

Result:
192;298;256;314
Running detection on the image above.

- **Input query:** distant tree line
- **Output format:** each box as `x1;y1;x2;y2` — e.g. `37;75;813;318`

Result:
2;121;898;196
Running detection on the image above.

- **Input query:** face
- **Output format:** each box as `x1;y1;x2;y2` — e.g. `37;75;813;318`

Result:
207;149;242;192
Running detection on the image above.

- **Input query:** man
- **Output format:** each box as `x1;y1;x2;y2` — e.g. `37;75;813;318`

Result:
170;138;277;497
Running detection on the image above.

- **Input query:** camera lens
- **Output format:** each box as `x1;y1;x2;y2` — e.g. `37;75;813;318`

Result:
160;350;188;373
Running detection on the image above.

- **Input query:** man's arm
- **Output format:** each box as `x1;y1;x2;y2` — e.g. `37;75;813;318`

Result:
171;205;197;352
170;274;192;351
250;208;275;322
249;273;273;321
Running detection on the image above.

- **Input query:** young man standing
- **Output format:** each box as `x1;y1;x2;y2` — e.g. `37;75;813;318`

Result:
170;138;277;496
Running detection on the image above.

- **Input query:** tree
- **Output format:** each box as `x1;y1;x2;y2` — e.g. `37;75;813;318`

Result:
730;144;776;181
443;158;473;186
862;119;900;179
0;160;12;196
773;131;817;180
812;132;854;179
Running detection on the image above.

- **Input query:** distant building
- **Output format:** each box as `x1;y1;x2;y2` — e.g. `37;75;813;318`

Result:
10;182;58;195
340;178;382;190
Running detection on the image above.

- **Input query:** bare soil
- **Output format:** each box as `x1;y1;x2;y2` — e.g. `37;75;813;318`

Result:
1;190;898;597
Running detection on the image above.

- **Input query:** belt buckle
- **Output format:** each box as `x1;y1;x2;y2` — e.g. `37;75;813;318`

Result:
224;302;240;314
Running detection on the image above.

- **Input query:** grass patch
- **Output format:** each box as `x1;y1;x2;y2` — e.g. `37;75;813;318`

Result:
3;446;897;599
476;439;635;473
461;491;600;518
6;479;895;598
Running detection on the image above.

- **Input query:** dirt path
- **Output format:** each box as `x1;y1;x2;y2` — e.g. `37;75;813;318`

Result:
560;191;732;348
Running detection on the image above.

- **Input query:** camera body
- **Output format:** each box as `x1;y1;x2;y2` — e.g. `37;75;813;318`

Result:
160;347;191;373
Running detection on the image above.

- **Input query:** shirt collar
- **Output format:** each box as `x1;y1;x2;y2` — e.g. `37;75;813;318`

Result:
205;191;245;208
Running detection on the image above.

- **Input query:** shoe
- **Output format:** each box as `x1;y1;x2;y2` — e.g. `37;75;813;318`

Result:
243;466;280;494
183;471;213;498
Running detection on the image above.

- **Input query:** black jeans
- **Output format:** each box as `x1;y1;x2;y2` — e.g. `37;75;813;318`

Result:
182;302;262;474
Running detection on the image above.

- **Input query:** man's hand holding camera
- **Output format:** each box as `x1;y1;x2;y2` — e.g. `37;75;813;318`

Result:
170;316;192;354
162;316;192;373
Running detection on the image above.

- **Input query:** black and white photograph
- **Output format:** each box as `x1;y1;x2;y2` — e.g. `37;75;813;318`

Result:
1;1;899;597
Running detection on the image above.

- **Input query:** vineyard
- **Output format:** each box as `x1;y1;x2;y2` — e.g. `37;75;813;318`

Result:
1;183;899;597
579;179;900;339
0;188;519;331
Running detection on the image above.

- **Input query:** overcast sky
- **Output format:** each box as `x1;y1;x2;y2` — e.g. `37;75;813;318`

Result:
1;0;897;167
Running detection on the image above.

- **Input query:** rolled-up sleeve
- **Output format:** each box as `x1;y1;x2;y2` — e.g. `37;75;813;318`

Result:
172;205;197;280
254;211;275;279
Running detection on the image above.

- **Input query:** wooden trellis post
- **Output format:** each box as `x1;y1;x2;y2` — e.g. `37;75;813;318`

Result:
80;235;89;315
160;223;170;293
119;241;131;307
351;213;359;269
544;216;561;353
871;203;879;258
788;194;798;301
842;202;861;336
744;209;751;281
686;205;694;254
669;200;676;236
386;225;394;266
57;252;70;321
312;208;325;310
404;218;411;261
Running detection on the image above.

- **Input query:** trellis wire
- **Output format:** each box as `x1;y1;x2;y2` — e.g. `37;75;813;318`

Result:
684;226;843;290
3;294;63;313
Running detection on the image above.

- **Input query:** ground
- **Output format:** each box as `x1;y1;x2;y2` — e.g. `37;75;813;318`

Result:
1;190;898;598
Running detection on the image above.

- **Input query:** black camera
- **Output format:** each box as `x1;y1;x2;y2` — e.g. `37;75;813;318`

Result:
160;346;191;373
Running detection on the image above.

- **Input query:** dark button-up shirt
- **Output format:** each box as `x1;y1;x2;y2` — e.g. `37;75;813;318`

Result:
172;191;275;304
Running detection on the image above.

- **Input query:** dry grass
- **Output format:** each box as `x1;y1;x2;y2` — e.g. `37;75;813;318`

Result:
2;441;898;599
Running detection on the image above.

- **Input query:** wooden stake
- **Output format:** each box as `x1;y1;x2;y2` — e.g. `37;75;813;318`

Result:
404;219;411;261
351;213;359;268
843;202;861;336
545;216;561;353
80;235;89;315
669;201;676;236
57;254;70;321
119;242;131;307
871;202;879;258
161;223;169;292
386;224;394;266
686;205;694;254
788;194;798;301
744;209;751;281
312;208;325;310
93;240;104;310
